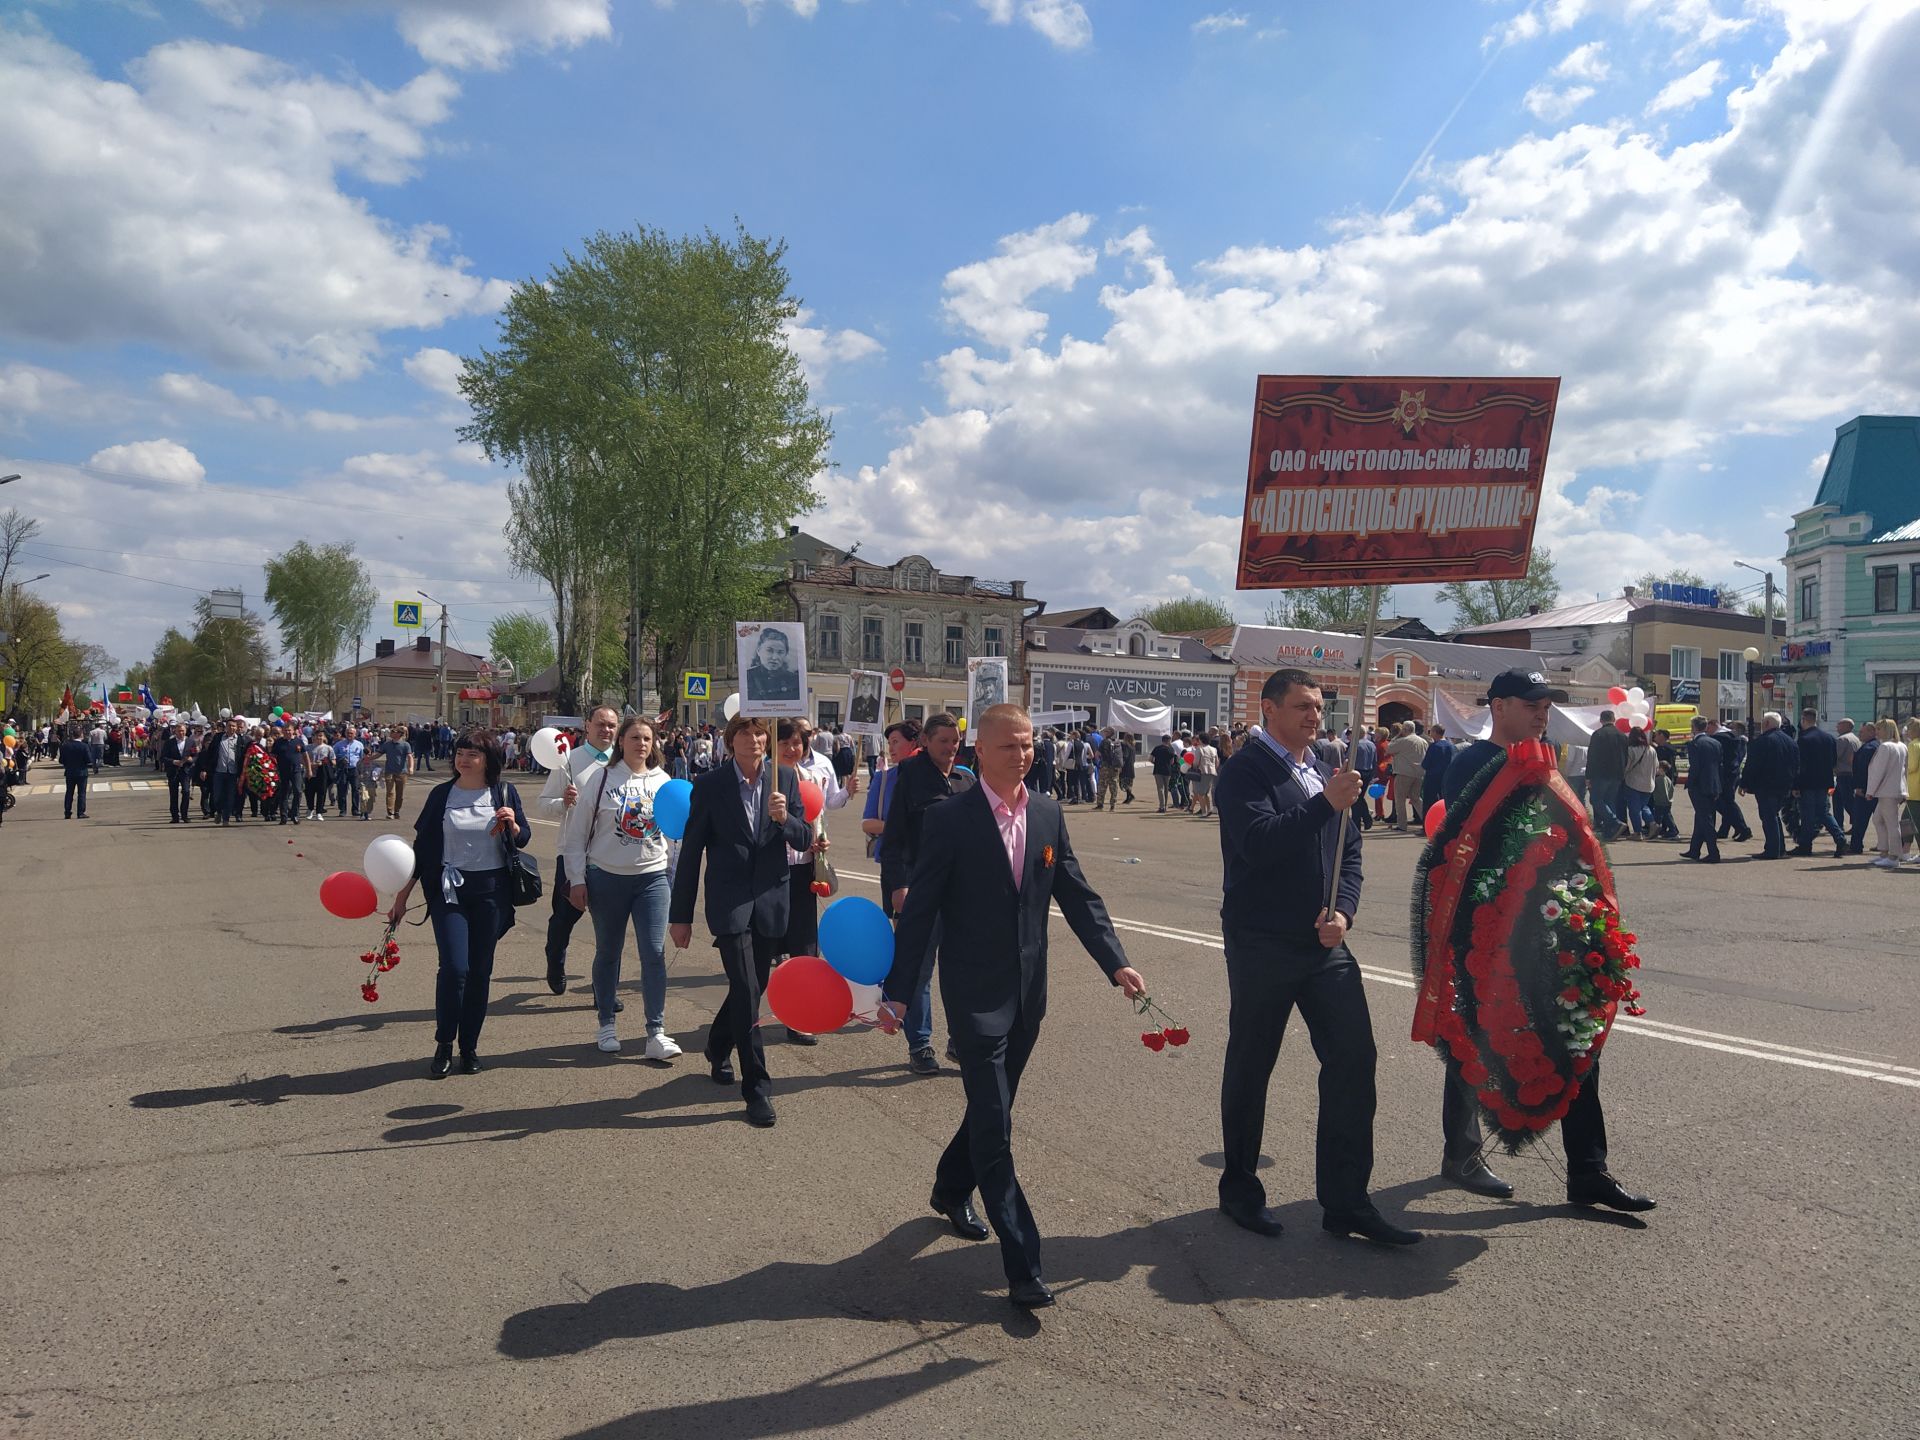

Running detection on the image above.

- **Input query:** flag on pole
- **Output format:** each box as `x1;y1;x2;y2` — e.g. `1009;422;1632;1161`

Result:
138;682;158;713
58;686;74;723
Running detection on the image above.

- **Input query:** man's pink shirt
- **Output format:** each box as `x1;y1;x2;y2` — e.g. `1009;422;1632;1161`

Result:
976;775;1029;891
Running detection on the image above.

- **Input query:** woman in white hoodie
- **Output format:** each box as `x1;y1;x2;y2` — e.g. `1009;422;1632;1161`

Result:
1865;717;1909;869
563;716;681;1057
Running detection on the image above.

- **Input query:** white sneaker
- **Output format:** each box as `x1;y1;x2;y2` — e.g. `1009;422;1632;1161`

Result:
596;1022;620;1052
644;1032;682;1061
1871;856;1898;869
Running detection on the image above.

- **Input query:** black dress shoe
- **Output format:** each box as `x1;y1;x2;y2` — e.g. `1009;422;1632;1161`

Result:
930;1192;989;1241
1441;1156;1515;1198
428;1043;453;1079
786;1029;818;1046
708;1058;736;1086
1322;1208;1423;1245
745;1095;777;1128
1567;1171;1656;1212
1008;1278;1055;1309
457;1052;482;1075
1681;850;1699;860
545;962;567;996
1219;1202;1285;1237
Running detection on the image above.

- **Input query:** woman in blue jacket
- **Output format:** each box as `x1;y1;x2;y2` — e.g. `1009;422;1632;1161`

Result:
388;728;532;1077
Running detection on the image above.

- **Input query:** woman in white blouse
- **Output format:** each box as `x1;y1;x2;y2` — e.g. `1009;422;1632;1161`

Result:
1865;717;1909;868
563;716;681;1058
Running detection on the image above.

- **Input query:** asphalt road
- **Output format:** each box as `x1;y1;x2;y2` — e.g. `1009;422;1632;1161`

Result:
3;762;1916;1439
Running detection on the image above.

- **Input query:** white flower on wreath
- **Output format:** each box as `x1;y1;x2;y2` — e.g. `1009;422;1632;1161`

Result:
1540;899;1564;923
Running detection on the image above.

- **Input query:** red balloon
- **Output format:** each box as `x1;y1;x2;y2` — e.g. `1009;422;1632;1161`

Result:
1607;686;1628;705
320;871;379;920
766;955;852;1034
797;779;826;824
1614;717;1632;733
1424;799;1447;839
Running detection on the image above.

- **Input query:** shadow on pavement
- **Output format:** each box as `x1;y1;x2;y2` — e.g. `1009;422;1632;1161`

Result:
378;1058;932;1144
129;1041;611;1109
275;973;725;1037
500;1209;1487;1365
560;1356;989;1439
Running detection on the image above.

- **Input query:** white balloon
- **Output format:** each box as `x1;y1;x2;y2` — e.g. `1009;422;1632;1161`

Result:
846;981;883;1021
529;726;569;771
363;834;416;893
721;692;741;720
1626;687;1645;705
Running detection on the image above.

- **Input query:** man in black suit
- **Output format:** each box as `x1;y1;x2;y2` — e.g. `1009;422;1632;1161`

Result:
669;715;815;1128
1792;708;1846;857
1682;715;1724;862
1213;669;1420;1247
878;704;1144;1309
1708;719;1751;843
160;721;195;824
1739;711;1800;859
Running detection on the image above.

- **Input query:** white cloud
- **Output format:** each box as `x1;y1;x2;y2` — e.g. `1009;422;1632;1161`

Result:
199;0;615;71
976;0;1092;50
1555;41;1611;81
0;363;94;424
155;372;282;422
941;213;1098;350
1193;12;1249;35
403;347;468;402
819;12;1920;617
1494;0;1750;52
0;30;509;383
1525;81;1597;120
88;439;206;484
782;313;883;390
1647;58;1726;114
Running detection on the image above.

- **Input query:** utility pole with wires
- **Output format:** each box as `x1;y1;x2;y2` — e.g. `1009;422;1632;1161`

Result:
419;590;448;724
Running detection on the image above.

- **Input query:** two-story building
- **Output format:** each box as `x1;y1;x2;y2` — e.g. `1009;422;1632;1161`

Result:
1022;608;1236;732
331;637;488;727
1782;414;1920;724
689;532;1039;729
1453;587;1782;724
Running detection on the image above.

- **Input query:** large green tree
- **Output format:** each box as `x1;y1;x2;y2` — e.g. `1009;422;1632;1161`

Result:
186;596;272;713
1438;546;1561;628
262;541;377;708
462;223;830;714
148;627;200;707
1136;595;1235;633
488;609;556;681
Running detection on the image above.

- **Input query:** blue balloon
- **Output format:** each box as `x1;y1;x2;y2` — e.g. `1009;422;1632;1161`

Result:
653;778;693;840
1366;782;1386;799
817;895;895;986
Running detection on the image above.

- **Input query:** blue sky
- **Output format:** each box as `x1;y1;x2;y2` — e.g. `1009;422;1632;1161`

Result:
2;0;1915;676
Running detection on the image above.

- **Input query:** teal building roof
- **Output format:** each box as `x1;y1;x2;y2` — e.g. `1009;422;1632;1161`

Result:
1811;415;1920;533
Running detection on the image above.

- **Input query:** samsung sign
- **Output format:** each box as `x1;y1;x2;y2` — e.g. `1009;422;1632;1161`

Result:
1652;581;1723;608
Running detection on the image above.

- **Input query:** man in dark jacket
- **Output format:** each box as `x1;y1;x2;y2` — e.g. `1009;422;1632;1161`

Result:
1683;717;1724;862
1791;709;1847;857
1420;724;1455;816
878;704;1143;1309
1705;719;1751;842
668;715;814;1128
1848;727;1879;853
160;721;195;824
58;724;92;819
1212;668;1419;1247
1585;712;1629;839
1739;712;1800;859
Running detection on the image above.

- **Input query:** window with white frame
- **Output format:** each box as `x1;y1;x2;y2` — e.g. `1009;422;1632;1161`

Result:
1671;646;1701;681
1718;650;1746;684
984;625;1006;657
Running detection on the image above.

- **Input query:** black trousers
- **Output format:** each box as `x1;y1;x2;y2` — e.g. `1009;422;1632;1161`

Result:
936;1014;1044;1285
167;769;192;821
1754;786;1789;856
1845;787;1873;850
1219;934;1376;1216
1715;785;1748;837
546;855;587;975
705;929;780;1101
64;773;88;817
1442;1059;1608;1177
1686;790;1720;859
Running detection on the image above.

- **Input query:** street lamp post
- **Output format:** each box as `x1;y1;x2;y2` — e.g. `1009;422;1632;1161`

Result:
1734;560;1775;726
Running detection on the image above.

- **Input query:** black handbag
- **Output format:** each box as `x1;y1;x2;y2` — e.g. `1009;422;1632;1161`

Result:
493;783;542;906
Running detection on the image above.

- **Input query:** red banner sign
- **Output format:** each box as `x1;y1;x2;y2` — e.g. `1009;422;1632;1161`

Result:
1237;375;1559;589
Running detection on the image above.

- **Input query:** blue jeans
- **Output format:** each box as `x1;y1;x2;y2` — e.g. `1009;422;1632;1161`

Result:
1587;779;1623;836
586;866;670;1030
1799;788;1845;848
1622;788;1652;835
430;868;510;1052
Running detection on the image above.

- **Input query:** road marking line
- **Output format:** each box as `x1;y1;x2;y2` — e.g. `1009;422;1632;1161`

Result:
832;870;1915;1088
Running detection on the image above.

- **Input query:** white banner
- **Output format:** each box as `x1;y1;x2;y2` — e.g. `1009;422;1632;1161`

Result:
1105;697;1173;734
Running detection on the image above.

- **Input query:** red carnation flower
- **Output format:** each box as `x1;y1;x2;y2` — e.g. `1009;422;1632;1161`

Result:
809;881;832;897
360;982;379;1003
1557;951;1577;967
1141;1030;1167;1052
1164;1027;1191;1047
1560;985;1582;1003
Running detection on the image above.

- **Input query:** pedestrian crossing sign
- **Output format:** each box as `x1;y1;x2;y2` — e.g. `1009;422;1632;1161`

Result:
683;671;711;700
393;601;423;628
